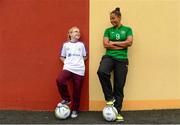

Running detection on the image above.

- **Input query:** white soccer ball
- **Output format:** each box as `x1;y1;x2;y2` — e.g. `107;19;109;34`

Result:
55;104;71;119
102;105;118;121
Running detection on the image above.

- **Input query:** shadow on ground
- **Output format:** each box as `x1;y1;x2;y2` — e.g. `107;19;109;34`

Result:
0;109;180;124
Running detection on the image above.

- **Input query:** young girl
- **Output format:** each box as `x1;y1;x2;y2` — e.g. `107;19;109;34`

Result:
56;26;87;118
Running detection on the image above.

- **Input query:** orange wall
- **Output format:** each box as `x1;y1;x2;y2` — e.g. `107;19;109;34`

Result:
0;0;89;111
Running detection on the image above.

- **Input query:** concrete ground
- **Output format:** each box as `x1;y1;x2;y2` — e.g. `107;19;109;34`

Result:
0;109;180;124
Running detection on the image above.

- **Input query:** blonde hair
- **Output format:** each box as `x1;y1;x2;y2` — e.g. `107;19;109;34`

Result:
67;26;80;40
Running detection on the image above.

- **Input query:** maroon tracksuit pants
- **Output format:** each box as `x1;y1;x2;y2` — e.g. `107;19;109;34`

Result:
56;70;84;111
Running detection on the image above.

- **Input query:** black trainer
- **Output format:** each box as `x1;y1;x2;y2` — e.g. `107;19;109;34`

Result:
71;110;78;118
57;100;71;107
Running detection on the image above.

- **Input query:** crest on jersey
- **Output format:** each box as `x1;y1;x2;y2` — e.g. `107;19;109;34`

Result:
121;30;126;34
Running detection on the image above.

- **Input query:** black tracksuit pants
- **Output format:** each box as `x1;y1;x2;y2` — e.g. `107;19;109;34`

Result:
97;55;128;113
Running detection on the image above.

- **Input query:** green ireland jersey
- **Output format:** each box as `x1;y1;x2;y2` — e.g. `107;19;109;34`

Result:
104;25;133;59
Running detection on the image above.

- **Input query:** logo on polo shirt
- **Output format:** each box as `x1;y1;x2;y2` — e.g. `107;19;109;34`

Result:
68;53;80;57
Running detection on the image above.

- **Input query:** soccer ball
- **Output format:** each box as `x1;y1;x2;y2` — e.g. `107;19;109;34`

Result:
55;104;71;119
102;105;118;121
